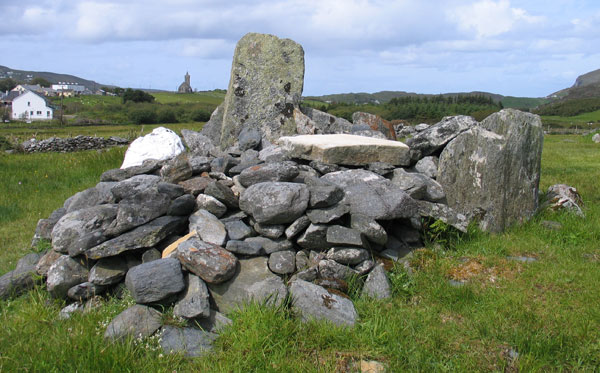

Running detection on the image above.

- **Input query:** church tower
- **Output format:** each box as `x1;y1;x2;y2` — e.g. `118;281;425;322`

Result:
178;72;193;93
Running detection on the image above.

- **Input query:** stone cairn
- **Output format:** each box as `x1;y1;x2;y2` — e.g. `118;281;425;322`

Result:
20;135;129;153
0;33;545;357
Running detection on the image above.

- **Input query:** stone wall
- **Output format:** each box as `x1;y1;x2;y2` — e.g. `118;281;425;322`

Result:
21;135;129;153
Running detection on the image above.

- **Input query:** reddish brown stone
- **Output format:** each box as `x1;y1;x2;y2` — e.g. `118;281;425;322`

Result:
352;112;397;140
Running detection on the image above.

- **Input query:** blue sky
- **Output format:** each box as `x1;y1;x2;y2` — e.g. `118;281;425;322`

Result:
1;0;598;97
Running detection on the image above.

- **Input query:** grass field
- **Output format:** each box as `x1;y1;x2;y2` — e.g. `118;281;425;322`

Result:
0;130;598;371
0;122;204;144
542;109;600;129
152;91;226;105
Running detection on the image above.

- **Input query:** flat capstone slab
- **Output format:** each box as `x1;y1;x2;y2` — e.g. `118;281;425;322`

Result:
279;134;410;166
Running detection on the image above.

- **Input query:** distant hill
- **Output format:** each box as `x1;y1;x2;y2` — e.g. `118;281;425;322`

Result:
549;68;600;100
305;90;547;109
0;65;110;91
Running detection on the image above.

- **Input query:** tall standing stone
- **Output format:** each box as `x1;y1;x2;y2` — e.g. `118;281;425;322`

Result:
201;33;305;150
437;109;543;232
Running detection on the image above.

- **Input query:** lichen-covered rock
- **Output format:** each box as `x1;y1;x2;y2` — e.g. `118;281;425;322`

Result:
88;257;128;285
85;216;187;259
173;274;211;319
159;326;217;357
104;305;162;340
407;115;478;157
125;258;185;304
177;238;237;284
543;184;584;217
268;250;296;274
289;279;358;327
238;161;299;187
362;264;391;299
51;204;118;256
438;109;543;232
390;168;446;203
31;207;67;248
201;33;305;150
352;111;396;140
239;182;309;224
46;255;90;299
188;209;227;246
207;257;285;313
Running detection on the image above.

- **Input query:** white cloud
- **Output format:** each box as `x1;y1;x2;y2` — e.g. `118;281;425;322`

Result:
450;0;544;38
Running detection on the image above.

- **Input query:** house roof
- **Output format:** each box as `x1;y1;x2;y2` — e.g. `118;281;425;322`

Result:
1;91;21;103
12;90;54;108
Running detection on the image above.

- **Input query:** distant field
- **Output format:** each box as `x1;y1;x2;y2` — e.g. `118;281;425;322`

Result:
0;122;203;143
500;96;550;109
152;91;225;105
541;109;600;129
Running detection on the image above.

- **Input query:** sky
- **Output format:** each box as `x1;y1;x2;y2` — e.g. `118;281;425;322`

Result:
1;0;599;97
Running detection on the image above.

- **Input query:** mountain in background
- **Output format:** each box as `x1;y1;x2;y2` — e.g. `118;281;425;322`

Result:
549;69;600;100
0;65;110;91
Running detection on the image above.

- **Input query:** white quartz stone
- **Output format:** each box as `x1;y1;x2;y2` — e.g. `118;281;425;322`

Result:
121;127;185;169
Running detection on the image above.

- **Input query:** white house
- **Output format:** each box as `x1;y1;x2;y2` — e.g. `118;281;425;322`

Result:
52;82;85;94
11;91;54;120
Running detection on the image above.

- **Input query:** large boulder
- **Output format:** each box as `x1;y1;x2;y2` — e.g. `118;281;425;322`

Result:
201;33;305;150
407;115;478;157
437;109;543;232
289;279;358;327
121;127;185;169
322;170;418;220
239;182;309;224
207;257;287;313
124;258;185;304
352;112;396;140
279;134;410;167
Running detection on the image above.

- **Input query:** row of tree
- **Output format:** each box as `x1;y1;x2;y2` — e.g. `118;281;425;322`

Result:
316;94;503;123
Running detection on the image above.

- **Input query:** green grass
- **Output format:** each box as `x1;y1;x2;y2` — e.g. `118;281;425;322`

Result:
542;109;600;129
152;91;226;105
0;122;203;144
1;134;599;371
500;96;550;110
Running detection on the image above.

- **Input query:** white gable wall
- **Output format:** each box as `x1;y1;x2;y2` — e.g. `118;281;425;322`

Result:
12;91;53;120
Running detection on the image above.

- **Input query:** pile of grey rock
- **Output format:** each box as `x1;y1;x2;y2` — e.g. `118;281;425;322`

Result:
21;135;129;153
0;32;545;358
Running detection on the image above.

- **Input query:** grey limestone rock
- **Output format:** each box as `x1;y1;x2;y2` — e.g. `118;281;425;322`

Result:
289;279;358;327
224;219;254;241
100;159;163;182
51;204;118;256
0;264;39;300
239;182;309;224
390;168;445;203
31;207;66;248
326;226;366;248
178;176;212;196
204;181;239;209
350;214;387;246
189;209;227;246
104;304;162;340
160;152;193;183
296;223;329;250
406;115;478;157
36;250;62;277
414;156;439;179
195;194;227;218
326;247;370;266
285;215;310;239
246;276;288;307
244;236;293;254
46;255;90;299
252;222;286;239
306;203;350;224
416;200;469;233
173;274;211;319
225;240;264;256
125;258;185;304
438;109;543;232
268;250;296;274
352;111;397;140
238;126;262;151
238;161;299;187
362;264;391;299
181;129;218;156
177;238;238;284
85;216;187;259
88;257;128;285
168;194;196;216
207;257;284;313
67;282;106;300
318;259;358;281
160;326;218;357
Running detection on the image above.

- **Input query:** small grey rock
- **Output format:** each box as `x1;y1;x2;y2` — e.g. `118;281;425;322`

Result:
173;274;211;319
268;250;296;275
160;326;218;357
362;264;391;299
125;258;185;304
104;304;162;340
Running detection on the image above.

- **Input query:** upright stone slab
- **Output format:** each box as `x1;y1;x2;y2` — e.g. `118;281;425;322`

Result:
438;109;543;232
201;33;305;149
